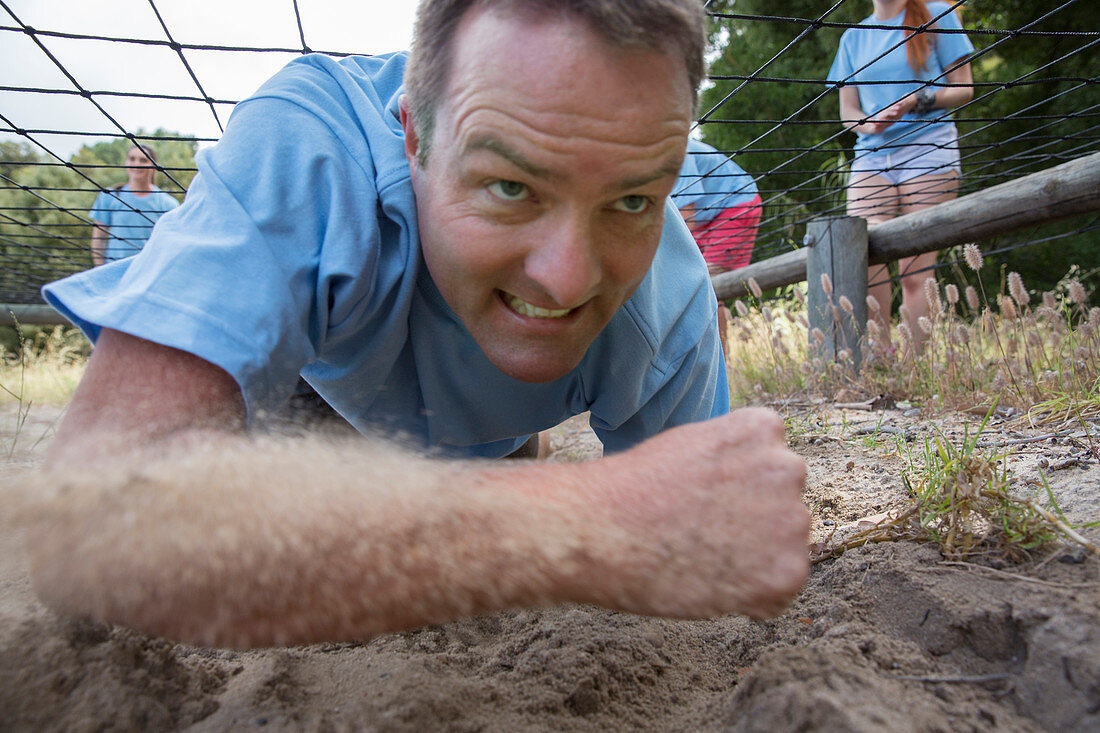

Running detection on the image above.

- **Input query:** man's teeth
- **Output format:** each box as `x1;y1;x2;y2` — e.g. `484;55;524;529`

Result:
506;294;571;319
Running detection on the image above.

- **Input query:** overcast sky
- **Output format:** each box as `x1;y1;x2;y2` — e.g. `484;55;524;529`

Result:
0;0;417;160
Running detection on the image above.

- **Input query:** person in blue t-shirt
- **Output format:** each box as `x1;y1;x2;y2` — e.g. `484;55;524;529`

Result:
25;0;809;649
89;145;180;266
828;0;973;349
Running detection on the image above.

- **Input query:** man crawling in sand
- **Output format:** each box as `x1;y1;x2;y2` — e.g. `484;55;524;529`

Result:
25;0;809;648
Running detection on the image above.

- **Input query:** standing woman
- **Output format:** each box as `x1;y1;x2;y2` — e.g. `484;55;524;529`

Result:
89;145;180;266
828;0;973;348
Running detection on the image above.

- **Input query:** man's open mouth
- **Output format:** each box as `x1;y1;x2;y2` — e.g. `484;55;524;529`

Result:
504;293;572;319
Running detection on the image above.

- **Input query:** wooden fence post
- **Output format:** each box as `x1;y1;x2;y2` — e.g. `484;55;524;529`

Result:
806;216;868;371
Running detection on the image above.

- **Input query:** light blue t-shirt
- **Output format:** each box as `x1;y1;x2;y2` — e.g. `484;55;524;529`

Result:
672;139;758;225
89;185;180;262
827;1;974;152
44;52;729;458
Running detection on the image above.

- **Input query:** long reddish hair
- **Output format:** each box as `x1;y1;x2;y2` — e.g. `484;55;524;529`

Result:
903;0;932;71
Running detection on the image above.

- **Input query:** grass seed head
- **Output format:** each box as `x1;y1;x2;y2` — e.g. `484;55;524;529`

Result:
866;295;880;314
1068;280;1087;305
820;273;833;296
923;278;943;318
945;284;959;306
1008;272;1029;307
748;277;763;299
839;295;854;314
964;243;984;271
734;299;749;317
965;285;980;311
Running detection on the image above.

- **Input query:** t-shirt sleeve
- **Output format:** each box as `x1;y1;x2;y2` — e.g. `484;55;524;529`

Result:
44;93;385;416
88;191;112;225
827;30;855;85
931;5;974;67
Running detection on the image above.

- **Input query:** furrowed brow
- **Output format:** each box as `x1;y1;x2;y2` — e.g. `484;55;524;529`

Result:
615;160;684;192
462;135;556;180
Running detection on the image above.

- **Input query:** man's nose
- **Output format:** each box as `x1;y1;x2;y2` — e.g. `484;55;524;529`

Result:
524;211;602;308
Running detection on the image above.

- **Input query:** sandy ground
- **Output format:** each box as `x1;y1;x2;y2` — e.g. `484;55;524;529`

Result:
1;403;1098;731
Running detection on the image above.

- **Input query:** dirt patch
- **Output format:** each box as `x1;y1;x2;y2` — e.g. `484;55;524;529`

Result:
1;407;1097;731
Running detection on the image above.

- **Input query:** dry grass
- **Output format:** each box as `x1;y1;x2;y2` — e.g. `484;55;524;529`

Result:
810;417;1099;564
726;265;1099;425
725;264;1100;561
0;326;88;408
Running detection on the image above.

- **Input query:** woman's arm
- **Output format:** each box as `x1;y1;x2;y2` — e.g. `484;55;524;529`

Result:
90;225;108;266
900;57;975;115
838;85;901;136
930;57;974;110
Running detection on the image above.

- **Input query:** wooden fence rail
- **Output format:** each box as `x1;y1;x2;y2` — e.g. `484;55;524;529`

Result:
712;150;1100;301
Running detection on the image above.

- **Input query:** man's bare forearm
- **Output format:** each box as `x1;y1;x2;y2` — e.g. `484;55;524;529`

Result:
28;345;808;651
26;435;605;648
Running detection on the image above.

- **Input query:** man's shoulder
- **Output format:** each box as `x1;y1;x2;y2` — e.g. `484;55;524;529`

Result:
219;51;412;193
252;52;409;108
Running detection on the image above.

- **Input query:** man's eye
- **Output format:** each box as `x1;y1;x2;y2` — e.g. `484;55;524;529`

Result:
487;180;529;201
612;195;650;214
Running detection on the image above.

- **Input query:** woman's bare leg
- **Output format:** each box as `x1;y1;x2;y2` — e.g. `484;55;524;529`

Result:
896;172;959;349
846;172;899;332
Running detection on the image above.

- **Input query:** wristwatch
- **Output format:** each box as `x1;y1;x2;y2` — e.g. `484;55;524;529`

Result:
913;86;937;114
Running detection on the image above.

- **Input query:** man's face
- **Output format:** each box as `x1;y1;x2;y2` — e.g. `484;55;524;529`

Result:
403;7;692;383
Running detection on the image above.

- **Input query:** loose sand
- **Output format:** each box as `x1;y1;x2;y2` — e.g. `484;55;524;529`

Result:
1;404;1097;731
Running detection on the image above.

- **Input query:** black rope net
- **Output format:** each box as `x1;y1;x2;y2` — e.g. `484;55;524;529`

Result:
1;0;1098;307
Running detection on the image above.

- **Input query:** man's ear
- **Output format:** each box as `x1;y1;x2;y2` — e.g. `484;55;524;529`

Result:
399;96;420;172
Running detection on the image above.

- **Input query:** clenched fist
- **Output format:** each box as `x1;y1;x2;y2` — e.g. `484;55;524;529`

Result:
578;408;810;620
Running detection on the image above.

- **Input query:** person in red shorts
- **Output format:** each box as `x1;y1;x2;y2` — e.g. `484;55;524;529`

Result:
674;139;762;276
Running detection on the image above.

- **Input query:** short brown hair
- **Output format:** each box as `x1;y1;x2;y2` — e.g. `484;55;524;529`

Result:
404;0;706;161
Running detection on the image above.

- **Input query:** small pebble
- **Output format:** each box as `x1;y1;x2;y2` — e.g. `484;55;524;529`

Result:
823;519;834;526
